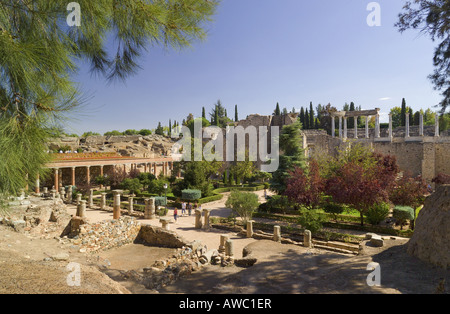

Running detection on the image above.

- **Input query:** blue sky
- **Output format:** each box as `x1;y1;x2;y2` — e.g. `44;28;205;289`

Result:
68;0;442;135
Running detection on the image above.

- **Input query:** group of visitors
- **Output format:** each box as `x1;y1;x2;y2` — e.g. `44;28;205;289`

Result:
173;201;201;222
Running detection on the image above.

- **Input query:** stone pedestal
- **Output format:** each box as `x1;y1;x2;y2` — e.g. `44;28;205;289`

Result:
202;209;211;229
304;230;312;248
246;220;254;238
76;194;82;206
195;209;203;229
128;196;134;215
100;193;107;210
112;190;123;220
76;200;87;218
273;225;281;243
60;188;66;201
160;218;170;230
51;189;57;199
225;239;234;257
88;189;94;208
219;235;229;253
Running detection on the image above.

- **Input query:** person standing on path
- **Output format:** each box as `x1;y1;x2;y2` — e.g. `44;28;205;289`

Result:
181;201;186;216
188;202;192;216
174;208;178;222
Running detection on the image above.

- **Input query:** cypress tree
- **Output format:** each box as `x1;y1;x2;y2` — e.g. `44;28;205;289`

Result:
309;102;315;129
305;109;310;130
300;107;305;128
401;98;407;127
349;102;356;129
275;103;281;116
202;107;206;119
235;105;239;122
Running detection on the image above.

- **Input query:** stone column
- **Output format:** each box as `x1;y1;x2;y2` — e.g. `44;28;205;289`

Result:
246;220;254;238
88;189;94;208
219;235;229;254
338;116;343;139
112;190;122;220
435;114;440;137
331;115;335;138
53;169;59;192
35;174;40;194
304;230;312;248
144;198;155;219
203;209;211;229
77;200;87;218
153;163;157;176
375;114;381;138
225;239;234;257
67;185;73;203
419;114;424;136
99;165;104;189
365;116;369;138
86;166;91;185
76;193;82;206
195;209;203;229
128;196;134;215
273;225;281;243
388;114;393;140
343;117;348;140
100;193;107;210
71;167;76;186
354;117;358;139
405;113;410;138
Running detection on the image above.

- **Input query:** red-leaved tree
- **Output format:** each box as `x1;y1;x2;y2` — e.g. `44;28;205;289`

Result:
284;160;324;210
326;154;399;226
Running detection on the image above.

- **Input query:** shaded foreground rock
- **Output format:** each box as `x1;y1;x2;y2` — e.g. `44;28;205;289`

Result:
408;185;450;269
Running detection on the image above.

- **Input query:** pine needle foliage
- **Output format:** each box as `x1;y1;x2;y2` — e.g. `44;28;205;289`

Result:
0;0;218;199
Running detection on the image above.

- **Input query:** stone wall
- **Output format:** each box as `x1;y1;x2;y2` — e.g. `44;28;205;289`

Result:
66;216;141;253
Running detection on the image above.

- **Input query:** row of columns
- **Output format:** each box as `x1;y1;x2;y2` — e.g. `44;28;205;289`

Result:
332;112;440;140
38;161;174;195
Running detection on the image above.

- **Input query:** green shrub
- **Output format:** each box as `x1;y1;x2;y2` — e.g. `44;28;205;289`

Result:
393;206;415;230
157;207;168;216
366;202;390;225
198;193;223;204
154;196;167;207
322;202;345;221
297;208;328;233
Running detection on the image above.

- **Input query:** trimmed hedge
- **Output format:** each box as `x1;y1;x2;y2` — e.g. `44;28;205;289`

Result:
182;189;202;201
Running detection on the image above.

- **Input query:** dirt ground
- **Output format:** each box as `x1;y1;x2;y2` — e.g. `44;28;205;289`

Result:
0;190;448;294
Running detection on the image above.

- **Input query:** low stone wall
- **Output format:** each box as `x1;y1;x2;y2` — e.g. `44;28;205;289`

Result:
66;216;141;253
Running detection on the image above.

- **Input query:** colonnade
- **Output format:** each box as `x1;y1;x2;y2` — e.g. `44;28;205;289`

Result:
331;109;440;141
37;160;175;194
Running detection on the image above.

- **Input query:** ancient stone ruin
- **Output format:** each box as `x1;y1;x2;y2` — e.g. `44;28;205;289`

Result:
407;184;450;269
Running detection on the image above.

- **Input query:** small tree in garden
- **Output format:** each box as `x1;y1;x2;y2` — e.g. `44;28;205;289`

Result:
225;191;259;224
389;173;429;229
284;160;324;210
121;178;142;195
